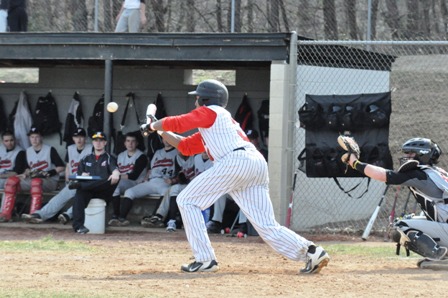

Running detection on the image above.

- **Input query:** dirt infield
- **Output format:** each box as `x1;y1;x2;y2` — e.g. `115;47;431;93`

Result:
0;226;447;297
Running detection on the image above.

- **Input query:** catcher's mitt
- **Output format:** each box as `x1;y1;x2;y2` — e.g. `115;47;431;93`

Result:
337;135;360;164
30;170;49;178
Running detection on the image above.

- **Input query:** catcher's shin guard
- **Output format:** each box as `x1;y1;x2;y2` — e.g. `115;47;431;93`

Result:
0;176;21;221
29;178;44;214
403;230;447;260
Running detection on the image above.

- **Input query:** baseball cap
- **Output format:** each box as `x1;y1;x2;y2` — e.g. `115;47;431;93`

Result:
246;129;259;140
27;125;41;136
72;128;87;137
91;131;107;140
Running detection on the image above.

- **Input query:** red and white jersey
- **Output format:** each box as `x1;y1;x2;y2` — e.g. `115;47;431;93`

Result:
161;105;255;162
0;145;23;174
26;144;56;180
67;144;93;175
176;154;195;181
150;147;178;179
193;154;213;177
198;106;253;161
117;149;146;181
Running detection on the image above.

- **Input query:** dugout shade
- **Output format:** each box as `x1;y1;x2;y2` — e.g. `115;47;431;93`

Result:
298;91;393;178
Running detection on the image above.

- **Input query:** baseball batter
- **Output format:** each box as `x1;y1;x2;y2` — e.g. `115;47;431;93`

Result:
144;79;330;274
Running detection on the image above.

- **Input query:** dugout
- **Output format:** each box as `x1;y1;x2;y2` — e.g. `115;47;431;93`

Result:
0;32;395;228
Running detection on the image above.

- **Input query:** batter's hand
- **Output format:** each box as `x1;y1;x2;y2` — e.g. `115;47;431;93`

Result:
140;115;158;137
338;135;360;164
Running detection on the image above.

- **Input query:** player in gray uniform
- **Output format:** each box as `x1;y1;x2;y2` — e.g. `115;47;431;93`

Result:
143;79;330;274
21;128;92;224
109;132;148;226
142;152;195;230
341;136;448;268
121;139;177;222
0;131;25;188
0;126;65;222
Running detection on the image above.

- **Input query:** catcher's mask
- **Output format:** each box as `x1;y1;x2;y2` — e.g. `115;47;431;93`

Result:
401;137;441;165
188;79;229;108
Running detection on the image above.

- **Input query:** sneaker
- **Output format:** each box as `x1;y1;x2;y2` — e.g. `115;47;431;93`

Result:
118;218;130;226
0;215;11;223
68;180;81;190
206;220;222;234
58;213;70;225
76;226;89;234
300;246;330;274
166;219;176;232
22;213;43;224
141;215;164;228
108;218;120;226
181;260;219;273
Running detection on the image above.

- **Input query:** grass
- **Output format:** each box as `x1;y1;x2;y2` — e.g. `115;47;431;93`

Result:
0;235;94;252
326;242;418;259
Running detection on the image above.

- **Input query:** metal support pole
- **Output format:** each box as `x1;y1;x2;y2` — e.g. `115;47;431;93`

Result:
366;0;372;50
94;0;99;32
104;59;113;153
230;0;235;33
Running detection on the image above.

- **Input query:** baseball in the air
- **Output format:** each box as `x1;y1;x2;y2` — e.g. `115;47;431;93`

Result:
107;102;118;113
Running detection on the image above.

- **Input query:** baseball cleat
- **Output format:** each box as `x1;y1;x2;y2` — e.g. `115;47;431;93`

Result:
22;213;43;224
58;213;70;225
76;226;90;234
181;260;219;273
300;246;330;274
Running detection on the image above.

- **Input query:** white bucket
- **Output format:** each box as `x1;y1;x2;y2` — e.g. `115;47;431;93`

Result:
84;199;106;234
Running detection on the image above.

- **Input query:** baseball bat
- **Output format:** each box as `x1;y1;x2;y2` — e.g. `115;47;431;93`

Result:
362;184;390;241
384;186;401;241
141;104;158;136
285;170;298;228
146;103;157;121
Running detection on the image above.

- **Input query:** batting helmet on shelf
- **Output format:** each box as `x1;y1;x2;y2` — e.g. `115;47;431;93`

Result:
401;137;442;165
188;79;229;108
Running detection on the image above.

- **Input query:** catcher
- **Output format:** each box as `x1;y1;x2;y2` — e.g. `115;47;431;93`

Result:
338;135;448;268
0;126;65;222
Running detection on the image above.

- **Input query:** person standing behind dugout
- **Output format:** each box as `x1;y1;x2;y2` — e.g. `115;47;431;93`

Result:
70;131;120;234
8;0;27;32
0;0;9;32
115;0;147;33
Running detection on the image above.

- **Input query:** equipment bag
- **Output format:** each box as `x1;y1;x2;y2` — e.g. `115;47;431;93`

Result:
63;91;84;147
114;92;145;155
87;95;105;138
34;92;63;144
234;93;253;132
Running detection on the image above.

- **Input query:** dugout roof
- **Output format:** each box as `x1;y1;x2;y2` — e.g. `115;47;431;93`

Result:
0;32;394;70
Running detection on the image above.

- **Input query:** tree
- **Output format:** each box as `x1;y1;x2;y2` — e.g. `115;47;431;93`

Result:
344;0;358;39
268;0;280;32
150;0;167;32
323;0;338;39
186;0;195;32
406;0;419;38
384;0;401;39
441;0;448;38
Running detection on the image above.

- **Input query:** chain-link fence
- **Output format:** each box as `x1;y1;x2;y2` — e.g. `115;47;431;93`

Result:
24;0;448;40
292;40;448;236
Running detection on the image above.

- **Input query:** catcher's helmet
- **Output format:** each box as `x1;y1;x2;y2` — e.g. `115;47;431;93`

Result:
188;79;229;108
401;137;442;165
